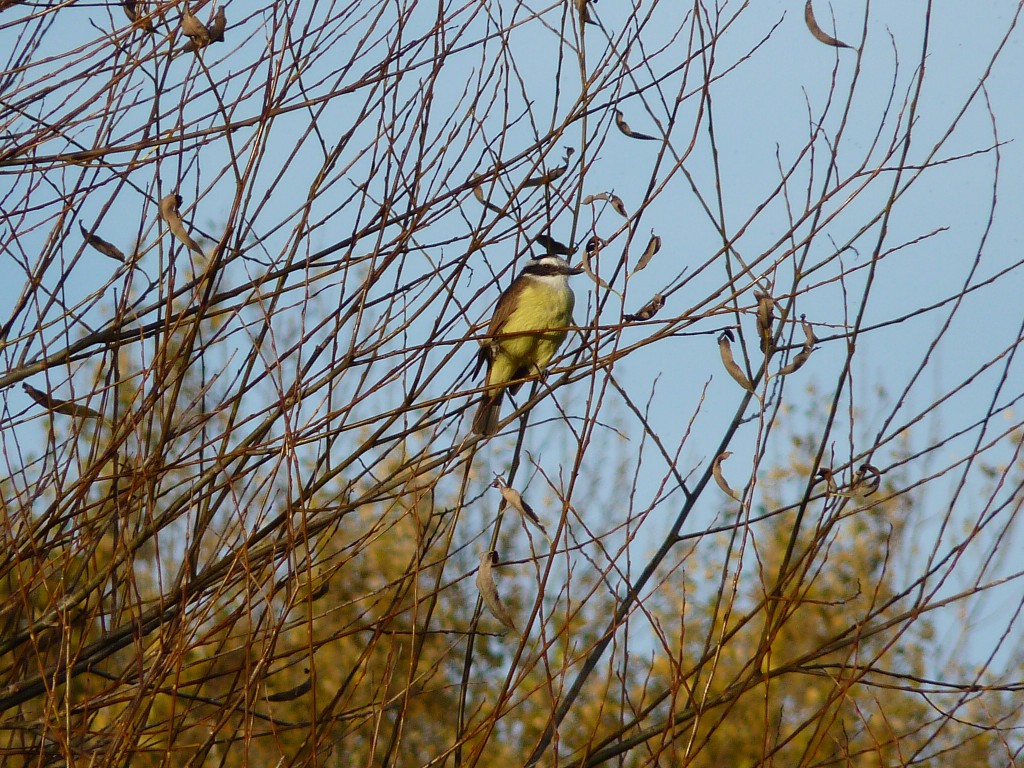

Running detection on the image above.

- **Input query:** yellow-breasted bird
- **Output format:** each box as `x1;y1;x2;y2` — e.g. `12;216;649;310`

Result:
472;254;583;435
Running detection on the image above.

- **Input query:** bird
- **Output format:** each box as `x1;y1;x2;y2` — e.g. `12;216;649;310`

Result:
472;254;584;435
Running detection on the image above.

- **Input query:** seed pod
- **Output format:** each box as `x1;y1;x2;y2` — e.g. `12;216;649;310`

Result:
493;477;549;539
472;182;504;215
815;467;839;495
854;463;881;496
574;0;597;26
476;550;518;635
712;451;741;502
23;383;104;421
718;330;754;392
181;6;211;48
122;0;155;33
624;293;665;323
778;315;817;375
608;194;628;218
582;235;610;289
836;463;882;500
804;0;851;49
159;193;204;255
523;164;567;188
208;6;226;42
634;233;661;273
583;191;627;217
80;223;125;263
267;673;313;702
754;291;775;355
614;109;657;141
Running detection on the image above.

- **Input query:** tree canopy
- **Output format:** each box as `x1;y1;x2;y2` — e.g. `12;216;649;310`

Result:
1;2;1022;766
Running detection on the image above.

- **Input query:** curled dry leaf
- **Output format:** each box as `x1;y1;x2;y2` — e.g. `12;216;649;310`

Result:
623;293;664;323
522;164;567;188
493;477;549;539
159;193;204;255
534;233;572;256
804;0;851;49
266;673;313;702
181;6;211;47
778;315;817;376
718;330;754;392
581;236;610;290
79;223;125;263
754;291;775;355
712;451;741;502
614;109;657;141
23;383;104;421
634;233;661;273
476;550;518;635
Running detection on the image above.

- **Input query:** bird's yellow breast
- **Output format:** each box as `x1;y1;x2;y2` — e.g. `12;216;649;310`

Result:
487;280;575;386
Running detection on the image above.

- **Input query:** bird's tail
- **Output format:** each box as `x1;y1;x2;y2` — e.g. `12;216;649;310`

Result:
472;390;503;436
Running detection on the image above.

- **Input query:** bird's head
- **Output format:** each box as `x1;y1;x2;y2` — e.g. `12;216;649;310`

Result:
523;254;585;277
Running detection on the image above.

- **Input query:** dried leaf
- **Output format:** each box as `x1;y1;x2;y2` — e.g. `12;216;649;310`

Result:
476;550;518;635
634;233;661;272
534;233;572;256
493;477;549;539
609;194;628;218
778;315;817;375
23;383;104;421
159;193;204;255
582;236;610;290
522;164;567;188
623;293;664;322
804;0;851;49
181;6;211;48
614;109;657;141
718;330;754;392
267;674;313;702
712;451;741;502
208;6;226;42
79;223;125;263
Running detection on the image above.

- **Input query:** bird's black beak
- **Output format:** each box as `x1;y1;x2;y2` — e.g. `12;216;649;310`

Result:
568;264;586;275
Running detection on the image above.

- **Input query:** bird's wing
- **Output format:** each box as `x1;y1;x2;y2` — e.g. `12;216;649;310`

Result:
474;276;523;379
485;279;520;339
